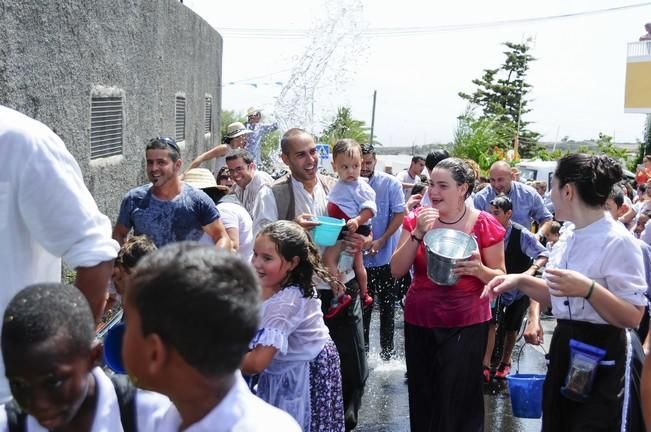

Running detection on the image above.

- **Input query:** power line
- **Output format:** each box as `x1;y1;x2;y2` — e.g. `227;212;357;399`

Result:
218;2;651;39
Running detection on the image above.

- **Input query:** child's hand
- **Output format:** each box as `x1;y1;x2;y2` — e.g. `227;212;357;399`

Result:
346;218;359;233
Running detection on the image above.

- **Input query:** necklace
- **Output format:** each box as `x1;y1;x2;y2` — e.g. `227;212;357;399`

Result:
438;206;467;225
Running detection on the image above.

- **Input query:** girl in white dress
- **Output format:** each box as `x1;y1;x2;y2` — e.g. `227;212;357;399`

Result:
241;220;345;431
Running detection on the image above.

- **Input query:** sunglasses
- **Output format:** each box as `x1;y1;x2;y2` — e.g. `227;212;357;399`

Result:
150;136;180;153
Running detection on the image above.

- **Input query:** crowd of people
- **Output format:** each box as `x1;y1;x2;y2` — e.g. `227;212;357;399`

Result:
4;101;651;431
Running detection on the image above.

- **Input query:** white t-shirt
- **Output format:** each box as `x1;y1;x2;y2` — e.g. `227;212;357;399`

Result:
0;367;170;432
0;105;119;400
546;216;647;324
154;372;300;432
396;170;421;200
217;200;254;262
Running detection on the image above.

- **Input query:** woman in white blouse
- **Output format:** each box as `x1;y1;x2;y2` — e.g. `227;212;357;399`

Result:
485;154;647;431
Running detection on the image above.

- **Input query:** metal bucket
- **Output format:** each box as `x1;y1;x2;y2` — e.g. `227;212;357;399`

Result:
423;228;478;286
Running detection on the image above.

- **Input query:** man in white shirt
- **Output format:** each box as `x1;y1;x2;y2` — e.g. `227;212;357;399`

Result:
252;128;370;430
395;155;425;200
0;104;119;402
225;149;273;215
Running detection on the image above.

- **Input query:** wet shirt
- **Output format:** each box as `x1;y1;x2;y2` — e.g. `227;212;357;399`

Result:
117;184;219;247
473;181;552;230
402;210;505;328
364;171;405;268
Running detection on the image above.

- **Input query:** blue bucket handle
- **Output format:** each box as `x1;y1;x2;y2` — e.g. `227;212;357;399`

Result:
514;342;548;375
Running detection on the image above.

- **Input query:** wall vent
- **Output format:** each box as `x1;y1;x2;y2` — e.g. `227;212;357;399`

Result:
90;96;123;159
175;96;186;142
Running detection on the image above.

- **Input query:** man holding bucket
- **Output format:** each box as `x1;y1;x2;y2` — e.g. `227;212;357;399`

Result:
252;128;370;431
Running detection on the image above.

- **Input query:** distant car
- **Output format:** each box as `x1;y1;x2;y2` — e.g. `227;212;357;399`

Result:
516;159;635;185
516;160;556;186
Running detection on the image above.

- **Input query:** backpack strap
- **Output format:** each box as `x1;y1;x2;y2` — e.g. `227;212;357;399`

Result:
109;374;137;432
4;400;26;432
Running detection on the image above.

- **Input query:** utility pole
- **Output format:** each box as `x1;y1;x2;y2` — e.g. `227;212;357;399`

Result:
369;90;377;146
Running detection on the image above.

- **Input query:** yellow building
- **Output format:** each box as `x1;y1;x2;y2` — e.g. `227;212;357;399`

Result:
625;40;651;113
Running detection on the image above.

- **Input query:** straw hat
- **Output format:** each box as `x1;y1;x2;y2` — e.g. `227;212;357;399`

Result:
246;106;262;117
225;122;253;139
183;168;218;190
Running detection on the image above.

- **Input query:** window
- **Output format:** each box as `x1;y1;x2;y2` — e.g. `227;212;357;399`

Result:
90;96;123;160
175;96;186;142
204;96;212;133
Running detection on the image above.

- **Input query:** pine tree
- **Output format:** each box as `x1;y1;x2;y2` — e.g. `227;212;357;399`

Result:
459;42;541;158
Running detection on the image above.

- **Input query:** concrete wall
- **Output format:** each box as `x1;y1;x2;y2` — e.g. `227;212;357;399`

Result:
0;0;222;220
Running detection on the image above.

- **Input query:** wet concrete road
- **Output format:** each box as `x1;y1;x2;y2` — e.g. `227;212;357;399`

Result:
356;308;554;431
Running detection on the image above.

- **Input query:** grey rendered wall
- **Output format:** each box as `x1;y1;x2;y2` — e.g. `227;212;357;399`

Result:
0;0;222;220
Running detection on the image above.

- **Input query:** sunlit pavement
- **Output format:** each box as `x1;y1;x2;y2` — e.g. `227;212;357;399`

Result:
356;307;555;431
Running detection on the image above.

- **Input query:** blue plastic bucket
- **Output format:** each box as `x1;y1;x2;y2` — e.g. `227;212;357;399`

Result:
103;323;126;374
312;216;345;246
506;373;545;419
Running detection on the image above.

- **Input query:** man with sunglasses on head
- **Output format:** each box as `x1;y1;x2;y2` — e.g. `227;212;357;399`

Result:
113;137;231;250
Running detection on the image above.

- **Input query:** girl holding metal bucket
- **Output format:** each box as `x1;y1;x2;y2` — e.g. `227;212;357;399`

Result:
484;154;647;431
391;158;506;432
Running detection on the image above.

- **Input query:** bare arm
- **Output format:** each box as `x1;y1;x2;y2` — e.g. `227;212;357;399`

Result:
186;144;229;171
225;227;239;252
483;274;552;310
75;260;114;322
203;219;233;250
368;212;404;255
545;268;644;329
240;345;278;375
524;300;544;344
390;207;438;278
112;224;130;247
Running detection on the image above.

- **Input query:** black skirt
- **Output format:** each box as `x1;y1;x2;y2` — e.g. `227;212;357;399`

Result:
542;319;644;432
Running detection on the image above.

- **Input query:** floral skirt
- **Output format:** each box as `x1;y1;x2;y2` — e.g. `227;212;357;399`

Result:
309;339;345;432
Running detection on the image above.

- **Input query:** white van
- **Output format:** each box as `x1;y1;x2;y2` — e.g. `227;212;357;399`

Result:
516;160;556;185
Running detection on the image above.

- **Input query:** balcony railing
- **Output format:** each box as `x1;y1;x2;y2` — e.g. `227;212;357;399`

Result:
628;40;651;58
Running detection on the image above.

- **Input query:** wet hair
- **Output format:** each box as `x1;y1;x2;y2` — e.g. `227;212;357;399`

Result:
489;194;513;213
432;157;476;199
411;183;426;196
411;156;425;164
425;149;449;171
554;153;623;207
129;243;260;377
2;283;94;357
608;185;626;209
117;235;157;271
549;221;562;235
146;137;180;162
280;128;312;155
360;143;376;156
332;139;361;161
225;148;254;165
257;221;342;297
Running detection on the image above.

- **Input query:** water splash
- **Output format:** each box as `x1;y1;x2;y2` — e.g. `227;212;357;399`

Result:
265;0;368;170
